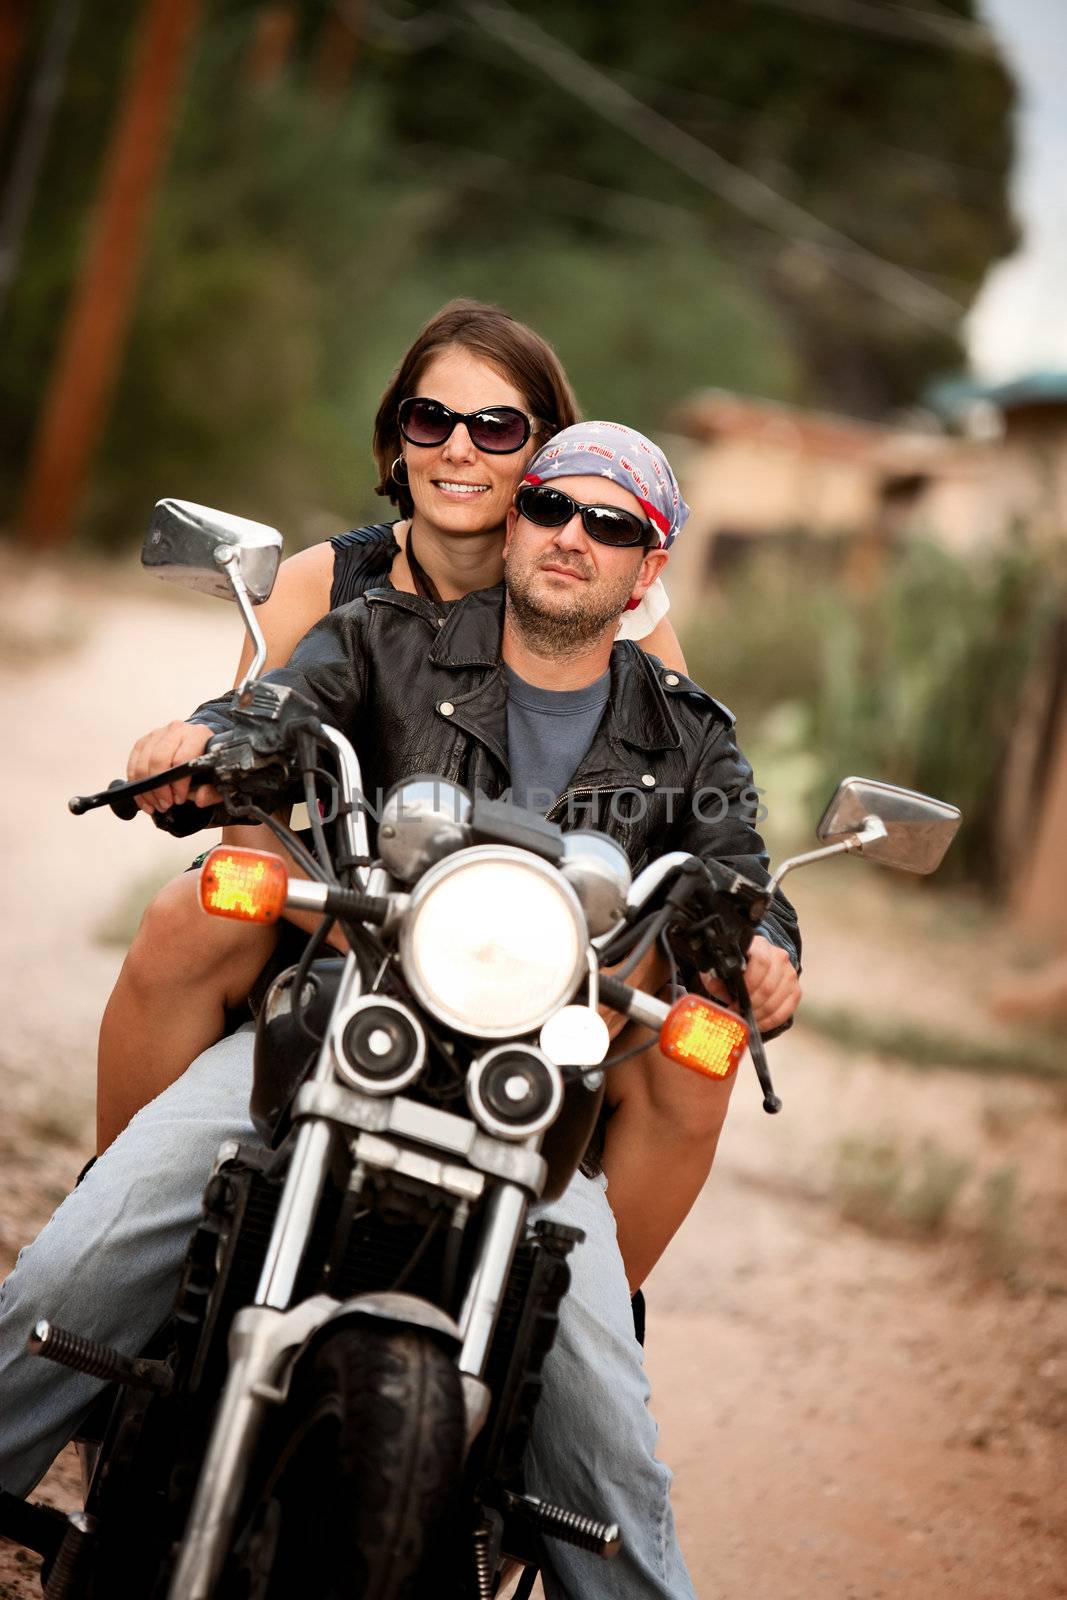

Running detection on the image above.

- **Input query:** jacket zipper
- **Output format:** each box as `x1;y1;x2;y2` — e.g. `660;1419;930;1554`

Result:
546;783;627;826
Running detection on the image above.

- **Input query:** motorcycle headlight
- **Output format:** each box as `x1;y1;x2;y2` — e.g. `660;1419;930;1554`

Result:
399;846;587;1038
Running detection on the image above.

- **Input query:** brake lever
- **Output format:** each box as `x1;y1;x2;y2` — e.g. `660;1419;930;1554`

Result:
68;756;216;819
732;975;781;1114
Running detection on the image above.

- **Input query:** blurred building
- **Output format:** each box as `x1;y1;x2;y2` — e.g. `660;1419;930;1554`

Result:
664;376;1067;949
662;382;1067;626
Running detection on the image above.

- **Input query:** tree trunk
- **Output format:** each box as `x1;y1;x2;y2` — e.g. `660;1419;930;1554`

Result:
18;0;203;548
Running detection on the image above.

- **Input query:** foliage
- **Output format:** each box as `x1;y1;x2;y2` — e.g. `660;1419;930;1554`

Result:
829;1132;1021;1278
382;0;1016;412
0;0;143;513
684;534;1065;890
677;545;836;740
832;1132;970;1237
978;1165;1022;1278
0;0;1016;543
809;538;1065;887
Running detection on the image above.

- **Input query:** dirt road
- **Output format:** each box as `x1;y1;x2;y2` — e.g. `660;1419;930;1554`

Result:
1;553;1064;1597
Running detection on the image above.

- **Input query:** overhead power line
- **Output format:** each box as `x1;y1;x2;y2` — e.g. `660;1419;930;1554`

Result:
460;0;966;332
738;0;998;57
366;0;998;186
403;138;974;301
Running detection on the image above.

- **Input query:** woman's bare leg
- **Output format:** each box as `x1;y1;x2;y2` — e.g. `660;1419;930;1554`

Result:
96;872;277;1151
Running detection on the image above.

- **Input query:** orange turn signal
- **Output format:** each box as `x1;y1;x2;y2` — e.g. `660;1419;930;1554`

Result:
659;994;749;1080
199;847;289;924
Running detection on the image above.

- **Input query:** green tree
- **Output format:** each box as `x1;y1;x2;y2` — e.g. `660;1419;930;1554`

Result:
0;1;1016;543
377;0;1016;413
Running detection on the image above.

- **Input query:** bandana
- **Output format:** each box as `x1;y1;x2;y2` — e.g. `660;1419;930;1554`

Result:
523;421;690;548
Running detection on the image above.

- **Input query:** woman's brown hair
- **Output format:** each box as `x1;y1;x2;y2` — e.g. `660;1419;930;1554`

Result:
372;298;580;518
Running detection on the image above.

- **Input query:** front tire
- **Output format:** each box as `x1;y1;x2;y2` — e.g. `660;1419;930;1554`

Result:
243;1323;465;1600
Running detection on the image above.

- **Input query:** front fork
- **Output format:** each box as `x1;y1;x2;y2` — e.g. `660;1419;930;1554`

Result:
166;1044;530;1598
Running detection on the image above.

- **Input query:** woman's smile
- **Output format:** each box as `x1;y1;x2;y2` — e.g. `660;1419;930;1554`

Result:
401;347;537;539
432;478;491;498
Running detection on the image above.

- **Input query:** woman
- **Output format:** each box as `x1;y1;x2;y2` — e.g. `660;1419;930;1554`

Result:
101;298;686;1151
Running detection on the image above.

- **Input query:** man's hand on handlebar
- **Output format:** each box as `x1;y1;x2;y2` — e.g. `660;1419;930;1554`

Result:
701;933;801;1034
127;721;219;813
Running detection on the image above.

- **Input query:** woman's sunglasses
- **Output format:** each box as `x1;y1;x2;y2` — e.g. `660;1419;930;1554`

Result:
516;483;655;549
398;396;536;455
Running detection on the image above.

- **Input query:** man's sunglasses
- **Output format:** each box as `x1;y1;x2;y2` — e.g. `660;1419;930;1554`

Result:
398;396;537;455
516;483;655;549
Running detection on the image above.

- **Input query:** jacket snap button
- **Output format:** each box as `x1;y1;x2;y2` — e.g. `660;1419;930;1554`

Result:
439;701;455;717
664;672;680;686
641;773;655;787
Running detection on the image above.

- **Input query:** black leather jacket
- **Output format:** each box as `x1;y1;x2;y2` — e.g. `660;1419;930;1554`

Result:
191;584;799;966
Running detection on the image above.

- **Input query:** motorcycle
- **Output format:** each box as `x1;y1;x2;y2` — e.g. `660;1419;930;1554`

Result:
2;502;961;1598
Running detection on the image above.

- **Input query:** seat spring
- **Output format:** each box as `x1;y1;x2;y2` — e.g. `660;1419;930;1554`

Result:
472;1520;494;1600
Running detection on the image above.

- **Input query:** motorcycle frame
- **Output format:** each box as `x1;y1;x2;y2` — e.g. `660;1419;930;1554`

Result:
165;728;552;1600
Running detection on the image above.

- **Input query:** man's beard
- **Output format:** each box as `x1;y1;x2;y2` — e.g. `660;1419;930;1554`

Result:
504;551;638;657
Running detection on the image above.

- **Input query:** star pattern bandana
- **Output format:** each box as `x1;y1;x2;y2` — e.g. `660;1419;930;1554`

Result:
523;420;690;547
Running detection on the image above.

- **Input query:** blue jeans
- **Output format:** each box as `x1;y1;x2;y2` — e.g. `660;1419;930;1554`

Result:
0;1029;694;1600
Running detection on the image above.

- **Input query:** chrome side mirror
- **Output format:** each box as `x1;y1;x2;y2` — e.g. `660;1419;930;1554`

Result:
815;777;961;875
141;500;284;693
768;777;961;896
142;500;282;601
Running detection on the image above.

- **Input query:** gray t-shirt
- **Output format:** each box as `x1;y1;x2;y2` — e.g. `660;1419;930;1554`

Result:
505;664;611;813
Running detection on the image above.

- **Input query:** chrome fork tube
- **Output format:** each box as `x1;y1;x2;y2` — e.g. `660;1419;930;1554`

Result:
457;1183;527;1378
253;1118;332;1309
169;953;360;1597
166;1122;335;1599
166;1298;335;1600
167;1311;274;1600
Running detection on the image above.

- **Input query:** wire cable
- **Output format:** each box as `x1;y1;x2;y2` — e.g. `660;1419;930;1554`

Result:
303;759;334;876
460;0;966;331
390;1211;444;1293
290;913;338;1043
659;930;685;1003
237;803;327;882
738;0;997;57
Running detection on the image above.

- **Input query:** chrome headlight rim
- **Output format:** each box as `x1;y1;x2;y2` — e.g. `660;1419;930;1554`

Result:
467;1044;564;1141
330;995;427;1097
398;845;588;1040
377;776;472;883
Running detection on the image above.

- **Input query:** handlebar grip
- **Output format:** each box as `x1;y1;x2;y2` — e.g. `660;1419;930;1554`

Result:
69;759;203;821
151;800;219;838
106;780;139;821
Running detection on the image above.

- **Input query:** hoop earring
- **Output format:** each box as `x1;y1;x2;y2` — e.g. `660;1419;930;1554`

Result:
390;455;408;486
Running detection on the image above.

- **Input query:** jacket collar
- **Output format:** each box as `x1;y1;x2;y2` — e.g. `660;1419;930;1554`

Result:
604;647;682;754
371;582;683;756
429;585;507;667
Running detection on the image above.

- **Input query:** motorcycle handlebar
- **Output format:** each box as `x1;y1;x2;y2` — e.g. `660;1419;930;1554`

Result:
68;760;211;820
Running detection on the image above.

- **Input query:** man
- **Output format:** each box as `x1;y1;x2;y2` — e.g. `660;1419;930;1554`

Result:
0;423;799;1598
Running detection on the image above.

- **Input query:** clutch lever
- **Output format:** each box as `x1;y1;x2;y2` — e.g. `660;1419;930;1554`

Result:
68;755;215;820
